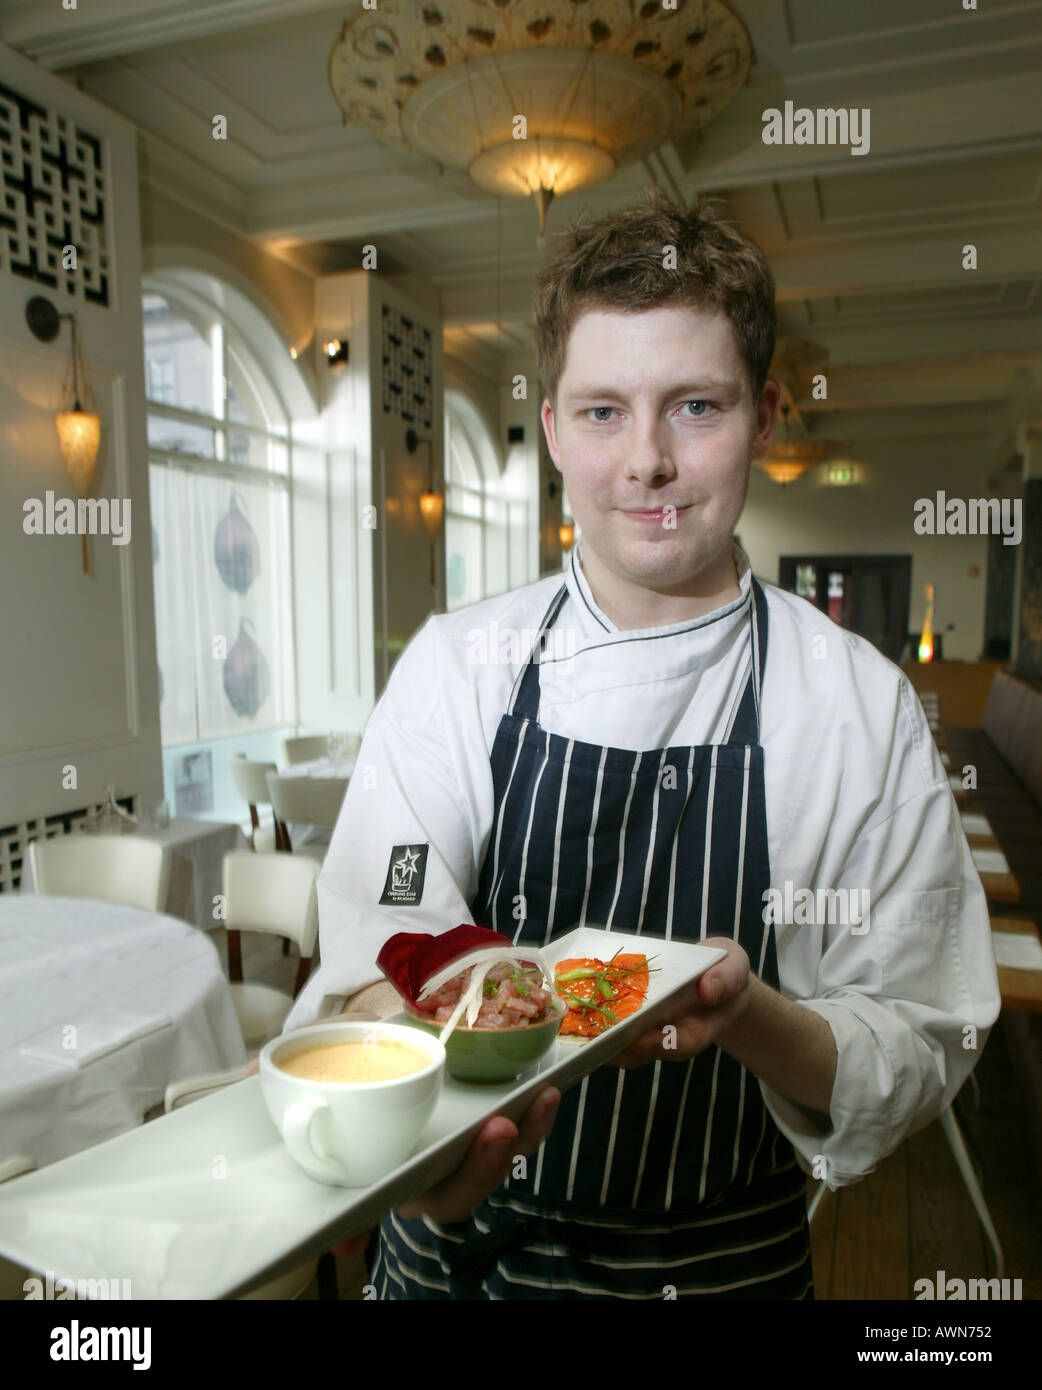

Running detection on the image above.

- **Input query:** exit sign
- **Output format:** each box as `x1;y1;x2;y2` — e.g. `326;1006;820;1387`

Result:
826;465;856;486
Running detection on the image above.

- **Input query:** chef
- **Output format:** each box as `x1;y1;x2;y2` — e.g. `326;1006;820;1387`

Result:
283;192;1001;1299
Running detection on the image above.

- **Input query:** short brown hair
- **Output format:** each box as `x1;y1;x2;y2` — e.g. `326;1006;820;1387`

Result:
532;189;776;406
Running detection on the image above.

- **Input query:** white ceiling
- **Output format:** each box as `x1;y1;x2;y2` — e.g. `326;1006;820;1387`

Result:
3;0;1040;471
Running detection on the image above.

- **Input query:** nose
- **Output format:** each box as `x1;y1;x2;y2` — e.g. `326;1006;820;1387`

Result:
626;410;678;489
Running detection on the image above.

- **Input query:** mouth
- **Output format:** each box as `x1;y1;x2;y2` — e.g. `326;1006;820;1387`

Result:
619;504;694;524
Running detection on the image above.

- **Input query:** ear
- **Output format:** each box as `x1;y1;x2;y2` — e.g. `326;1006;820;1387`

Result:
751;379;781;462
541;396;563;472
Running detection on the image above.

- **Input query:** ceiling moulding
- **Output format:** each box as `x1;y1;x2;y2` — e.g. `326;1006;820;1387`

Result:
137;129;250;236
798;406;1002;446
690;69;1042;189
786;318;1042;368
772;228;1042;301
2;0;348;71
328;0;753;242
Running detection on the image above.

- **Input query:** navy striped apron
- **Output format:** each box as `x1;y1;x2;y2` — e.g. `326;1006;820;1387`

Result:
370;577;814;1299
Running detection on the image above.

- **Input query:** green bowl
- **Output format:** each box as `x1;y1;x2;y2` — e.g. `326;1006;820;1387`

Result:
400;1004;565;1083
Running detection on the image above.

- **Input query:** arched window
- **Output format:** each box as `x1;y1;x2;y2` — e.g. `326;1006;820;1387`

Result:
444;387;530;610
143;280;303;817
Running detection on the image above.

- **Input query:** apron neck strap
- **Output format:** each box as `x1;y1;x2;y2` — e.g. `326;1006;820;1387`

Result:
509;584;569;719
508;574;770;741
724;575;769;745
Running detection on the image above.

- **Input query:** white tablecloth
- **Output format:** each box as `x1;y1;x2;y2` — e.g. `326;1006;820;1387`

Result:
0;896;246;1168
282;757;355;780
141;818;247;928
21;819;247;930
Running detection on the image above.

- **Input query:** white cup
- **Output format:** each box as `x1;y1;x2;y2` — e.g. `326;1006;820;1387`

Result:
259;1021;445;1187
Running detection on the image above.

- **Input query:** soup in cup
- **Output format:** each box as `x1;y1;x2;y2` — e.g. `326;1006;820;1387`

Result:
260;1021;445;1187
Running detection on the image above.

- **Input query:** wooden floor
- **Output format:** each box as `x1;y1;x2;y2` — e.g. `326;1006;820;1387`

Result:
806;1018;1042;1300
215;925;1042;1302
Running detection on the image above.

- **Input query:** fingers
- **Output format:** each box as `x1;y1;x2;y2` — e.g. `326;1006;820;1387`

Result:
698;941;749;1006
333;1231;374;1257
514;1086;562;1157
609;1028;667;1070
396;1086;561;1225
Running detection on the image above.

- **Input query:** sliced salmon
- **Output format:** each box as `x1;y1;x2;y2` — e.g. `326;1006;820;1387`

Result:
555;953;650;1037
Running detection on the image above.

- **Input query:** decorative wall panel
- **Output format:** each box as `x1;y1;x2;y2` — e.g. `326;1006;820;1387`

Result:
380;302;432;428
0;80;110;305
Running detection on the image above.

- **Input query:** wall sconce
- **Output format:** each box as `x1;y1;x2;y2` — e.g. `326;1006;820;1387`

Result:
559;522;575;550
26;295;100;573
323;337;349;365
405;426;443;586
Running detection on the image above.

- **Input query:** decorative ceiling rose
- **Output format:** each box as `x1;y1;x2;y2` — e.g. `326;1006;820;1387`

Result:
330;0;752;236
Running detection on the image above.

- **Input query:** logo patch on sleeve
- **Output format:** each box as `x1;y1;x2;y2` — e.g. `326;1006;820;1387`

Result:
379;843;429;906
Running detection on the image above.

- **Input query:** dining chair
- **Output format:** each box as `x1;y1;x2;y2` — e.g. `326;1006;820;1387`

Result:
161;1073;336;1299
266;774;348;861
229;755;279;852
27;833;171;912
221;851;319;1047
0;1156;37;1299
283;734;332;765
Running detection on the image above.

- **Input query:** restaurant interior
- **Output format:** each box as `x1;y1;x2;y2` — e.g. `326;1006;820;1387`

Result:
0;0;1040;1308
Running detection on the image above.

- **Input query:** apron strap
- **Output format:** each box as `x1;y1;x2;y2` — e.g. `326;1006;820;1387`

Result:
509;575;769;741
723;575;769;745
509;584;569;720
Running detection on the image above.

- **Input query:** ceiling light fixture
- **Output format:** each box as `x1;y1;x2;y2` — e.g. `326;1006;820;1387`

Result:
330;0;752;241
757;404;828;487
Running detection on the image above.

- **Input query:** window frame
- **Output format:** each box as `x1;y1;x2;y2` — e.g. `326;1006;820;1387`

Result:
143;283;300;744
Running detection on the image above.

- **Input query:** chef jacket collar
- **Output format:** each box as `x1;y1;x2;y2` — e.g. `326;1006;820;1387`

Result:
565;537;753;643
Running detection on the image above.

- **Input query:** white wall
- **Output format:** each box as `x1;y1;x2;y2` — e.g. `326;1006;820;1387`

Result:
0;42;162;825
739;438;995;661
298;271;375;734
501;350;545;583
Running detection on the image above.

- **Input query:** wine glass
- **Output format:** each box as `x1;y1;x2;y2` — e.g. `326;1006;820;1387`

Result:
97;784;123;835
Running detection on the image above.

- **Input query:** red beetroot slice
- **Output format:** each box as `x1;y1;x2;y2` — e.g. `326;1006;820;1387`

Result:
376;923;515;1012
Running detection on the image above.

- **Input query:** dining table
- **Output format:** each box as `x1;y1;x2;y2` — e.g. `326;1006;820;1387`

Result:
0;894;246;1169
970;843;1022;905
282;756;356;782
991;918;1042;1012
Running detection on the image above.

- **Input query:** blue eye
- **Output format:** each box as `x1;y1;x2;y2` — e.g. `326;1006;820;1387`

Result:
589;407;615;422
684;400;710;416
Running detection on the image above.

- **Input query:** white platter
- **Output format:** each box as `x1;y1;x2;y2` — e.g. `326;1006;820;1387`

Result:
0;926;726;1299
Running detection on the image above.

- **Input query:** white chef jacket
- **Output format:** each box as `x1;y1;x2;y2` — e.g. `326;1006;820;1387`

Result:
284;541;1001;1190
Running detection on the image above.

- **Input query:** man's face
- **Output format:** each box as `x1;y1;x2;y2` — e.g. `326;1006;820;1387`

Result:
541;304;778;596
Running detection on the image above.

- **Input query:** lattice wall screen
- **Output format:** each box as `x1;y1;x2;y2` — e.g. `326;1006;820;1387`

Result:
380;303;432;428
0;80;111;306
0;796;137;893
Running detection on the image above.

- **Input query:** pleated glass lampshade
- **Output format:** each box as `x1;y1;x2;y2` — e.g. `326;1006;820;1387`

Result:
56;409;101;496
419;492;444;539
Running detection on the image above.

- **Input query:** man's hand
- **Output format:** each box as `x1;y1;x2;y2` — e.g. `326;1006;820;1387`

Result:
396;1085;561;1224
242;1027;561;1251
608;936;751;1069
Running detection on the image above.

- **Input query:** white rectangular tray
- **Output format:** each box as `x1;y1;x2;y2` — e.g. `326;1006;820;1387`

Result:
0;926;725;1299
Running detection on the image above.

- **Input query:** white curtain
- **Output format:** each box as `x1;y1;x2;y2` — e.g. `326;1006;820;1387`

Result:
150;464;295;743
